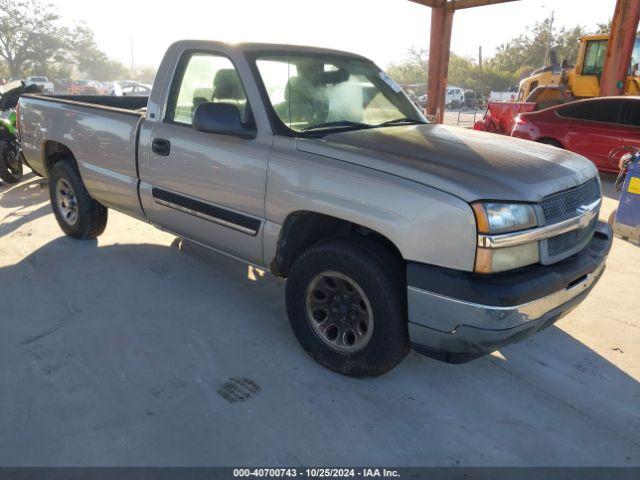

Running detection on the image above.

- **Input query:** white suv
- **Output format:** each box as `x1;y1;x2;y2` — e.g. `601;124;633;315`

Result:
445;87;464;108
25;76;54;94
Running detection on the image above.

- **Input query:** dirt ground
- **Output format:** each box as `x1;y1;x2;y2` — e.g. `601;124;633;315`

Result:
0;168;638;467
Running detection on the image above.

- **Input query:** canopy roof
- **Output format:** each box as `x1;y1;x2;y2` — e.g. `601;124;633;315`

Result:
409;0;519;10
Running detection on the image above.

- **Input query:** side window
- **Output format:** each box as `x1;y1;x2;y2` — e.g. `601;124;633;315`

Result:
620;101;640;127
557;100;622;124
167;53;249;126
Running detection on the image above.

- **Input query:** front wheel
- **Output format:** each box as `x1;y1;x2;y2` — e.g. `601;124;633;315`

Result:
49;159;108;239
285;238;409;377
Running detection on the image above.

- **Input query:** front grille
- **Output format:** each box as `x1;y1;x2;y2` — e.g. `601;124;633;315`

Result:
541;178;600;224
547;217;598;257
541;179;601;261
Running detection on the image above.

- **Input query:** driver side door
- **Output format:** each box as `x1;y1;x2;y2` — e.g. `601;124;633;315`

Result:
141;51;270;265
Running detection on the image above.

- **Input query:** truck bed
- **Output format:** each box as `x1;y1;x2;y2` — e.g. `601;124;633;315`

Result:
19;94;148;221
28;94;148;112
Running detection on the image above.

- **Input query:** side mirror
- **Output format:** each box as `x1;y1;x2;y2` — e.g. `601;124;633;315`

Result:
192;102;256;139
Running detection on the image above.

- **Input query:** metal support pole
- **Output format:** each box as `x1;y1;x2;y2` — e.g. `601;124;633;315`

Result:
426;3;454;123
600;0;640;96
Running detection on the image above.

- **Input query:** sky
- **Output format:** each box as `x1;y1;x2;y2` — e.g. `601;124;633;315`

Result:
51;0;616;70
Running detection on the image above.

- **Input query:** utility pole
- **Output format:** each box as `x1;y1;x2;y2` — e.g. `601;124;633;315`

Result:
129;33;135;71
478;45;483;69
544;10;555;66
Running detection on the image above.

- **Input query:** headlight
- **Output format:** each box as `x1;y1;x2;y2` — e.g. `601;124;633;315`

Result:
472;202;537;234
472;202;539;273
475;243;540;273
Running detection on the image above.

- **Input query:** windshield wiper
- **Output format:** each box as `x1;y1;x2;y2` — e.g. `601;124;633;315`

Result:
377;118;426;127
301;120;373;132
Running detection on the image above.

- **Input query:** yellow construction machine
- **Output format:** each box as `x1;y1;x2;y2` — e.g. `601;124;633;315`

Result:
517;34;640;108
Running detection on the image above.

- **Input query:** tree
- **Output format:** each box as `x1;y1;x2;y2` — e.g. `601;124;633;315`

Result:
0;0;63;78
68;23;128;81
490;19;588;72
128;66;157;84
386;46;516;94
0;61;8;81
386;46;428;85
554;25;587;65
0;0;130;81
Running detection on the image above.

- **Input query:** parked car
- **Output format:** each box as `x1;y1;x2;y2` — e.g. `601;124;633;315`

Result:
511;96;640;173
418;87;465;110
68;80;99;95
489;90;518;102
18;40;611;377
25;76;54;94
111;81;152;96
93;81;112;95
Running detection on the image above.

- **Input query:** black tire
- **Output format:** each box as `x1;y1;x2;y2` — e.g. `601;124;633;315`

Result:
285;237;409;377
0;148;23;184
538;138;563;149
49;159;108;239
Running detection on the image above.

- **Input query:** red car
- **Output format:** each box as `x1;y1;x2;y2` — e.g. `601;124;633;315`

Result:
511;96;640;173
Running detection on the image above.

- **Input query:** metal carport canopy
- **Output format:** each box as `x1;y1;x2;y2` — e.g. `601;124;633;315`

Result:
408;0;520;123
409;0;640;123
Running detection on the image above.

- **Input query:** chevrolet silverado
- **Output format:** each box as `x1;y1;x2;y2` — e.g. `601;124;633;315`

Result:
18;41;612;376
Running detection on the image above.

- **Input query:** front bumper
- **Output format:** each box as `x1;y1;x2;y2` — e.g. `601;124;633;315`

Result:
407;222;613;363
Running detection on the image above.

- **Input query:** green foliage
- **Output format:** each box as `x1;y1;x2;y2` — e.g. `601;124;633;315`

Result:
0;61;9;80
128;66;157;84
387;18;609;93
386;47;428;85
0;0;131;81
386;47;516;93
0;0;62;78
490;19;588;73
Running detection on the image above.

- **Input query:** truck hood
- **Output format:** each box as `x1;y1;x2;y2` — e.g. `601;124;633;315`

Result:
296;124;598;203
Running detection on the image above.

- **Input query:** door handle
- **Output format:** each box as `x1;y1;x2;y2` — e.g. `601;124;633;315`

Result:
152;138;171;156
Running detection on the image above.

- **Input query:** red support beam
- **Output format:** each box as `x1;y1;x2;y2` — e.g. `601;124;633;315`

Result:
448;0;519;9
600;0;640;96
426;4;454;123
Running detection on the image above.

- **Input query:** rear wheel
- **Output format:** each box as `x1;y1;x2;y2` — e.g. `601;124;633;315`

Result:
285;238;409;377
49;159;108;239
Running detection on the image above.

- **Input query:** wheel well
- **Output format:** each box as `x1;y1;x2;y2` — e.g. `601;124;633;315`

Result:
43;141;76;176
537;137;563;149
270;211;403;278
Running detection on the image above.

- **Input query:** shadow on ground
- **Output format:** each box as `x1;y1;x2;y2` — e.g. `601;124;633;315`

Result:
0;174;50;236
0;237;638;467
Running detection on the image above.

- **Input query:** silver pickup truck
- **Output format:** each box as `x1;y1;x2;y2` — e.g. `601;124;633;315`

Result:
18;41;612;377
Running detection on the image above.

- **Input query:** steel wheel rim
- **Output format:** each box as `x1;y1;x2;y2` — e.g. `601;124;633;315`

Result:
304;271;374;354
55;178;79;226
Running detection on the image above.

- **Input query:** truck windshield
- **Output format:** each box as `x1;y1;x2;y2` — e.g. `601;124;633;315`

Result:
254;53;426;133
